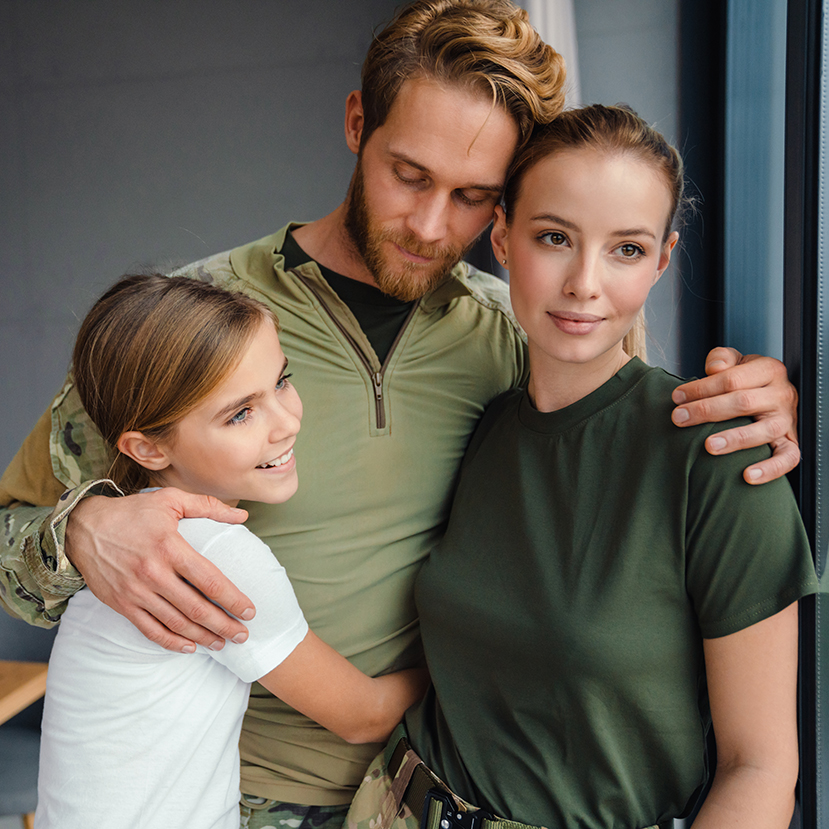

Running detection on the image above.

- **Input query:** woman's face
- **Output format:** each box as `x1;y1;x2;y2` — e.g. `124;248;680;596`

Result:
492;147;678;379
148;318;303;508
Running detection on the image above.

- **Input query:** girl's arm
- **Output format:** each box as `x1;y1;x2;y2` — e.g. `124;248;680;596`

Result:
691;602;800;828
257;631;429;744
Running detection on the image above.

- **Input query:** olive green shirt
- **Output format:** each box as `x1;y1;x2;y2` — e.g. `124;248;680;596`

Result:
407;359;817;826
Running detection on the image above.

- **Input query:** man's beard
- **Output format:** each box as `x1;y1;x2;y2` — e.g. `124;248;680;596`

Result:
344;159;473;302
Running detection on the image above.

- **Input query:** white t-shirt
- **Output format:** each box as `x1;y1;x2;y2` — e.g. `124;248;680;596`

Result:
36;518;309;829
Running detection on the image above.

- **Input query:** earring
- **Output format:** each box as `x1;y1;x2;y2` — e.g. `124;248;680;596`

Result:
502;259;507;265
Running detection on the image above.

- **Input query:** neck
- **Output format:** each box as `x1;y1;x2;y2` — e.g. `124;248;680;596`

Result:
148;472;240;509
527;345;632;413
292;205;378;287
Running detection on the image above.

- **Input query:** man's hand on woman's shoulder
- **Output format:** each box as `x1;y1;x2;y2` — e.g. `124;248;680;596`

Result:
670;347;799;485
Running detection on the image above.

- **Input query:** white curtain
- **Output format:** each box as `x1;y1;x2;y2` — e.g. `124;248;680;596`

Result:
519;0;581;107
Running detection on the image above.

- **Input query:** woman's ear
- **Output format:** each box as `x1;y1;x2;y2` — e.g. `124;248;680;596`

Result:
116;431;171;472
655;231;680;283
490;204;510;270
344;90;364;155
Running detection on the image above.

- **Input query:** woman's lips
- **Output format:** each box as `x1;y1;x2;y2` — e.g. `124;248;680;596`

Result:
548;311;603;335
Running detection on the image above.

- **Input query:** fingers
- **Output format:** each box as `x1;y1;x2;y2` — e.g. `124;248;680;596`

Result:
672;386;794;431
740;437;801;485
126;576;251;653
128;608;199;654
164;489;248;524
673;355;791;410
668;352;799;483
65;488;255;652
703;346;743;373
672;357;797;436
701;418;800;476
117;535;255;649
88;533;253;650
176;547;257;626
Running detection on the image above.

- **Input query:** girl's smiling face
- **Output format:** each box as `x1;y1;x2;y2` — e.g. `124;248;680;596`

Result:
492;147;678;405
121;317;303;508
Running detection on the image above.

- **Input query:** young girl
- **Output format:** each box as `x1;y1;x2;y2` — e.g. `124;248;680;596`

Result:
35;275;428;829
346;105;818;829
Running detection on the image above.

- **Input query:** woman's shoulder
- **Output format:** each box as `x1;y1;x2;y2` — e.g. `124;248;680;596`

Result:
633;362;757;454
463;387;525;459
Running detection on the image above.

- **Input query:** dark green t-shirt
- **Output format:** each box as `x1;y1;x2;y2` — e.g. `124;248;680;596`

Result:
406;358;817;828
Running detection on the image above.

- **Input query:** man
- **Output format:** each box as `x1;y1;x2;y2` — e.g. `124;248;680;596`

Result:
0;2;799;827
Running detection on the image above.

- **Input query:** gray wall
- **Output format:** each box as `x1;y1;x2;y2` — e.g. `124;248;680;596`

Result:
0;0;681;473
1;0;398;471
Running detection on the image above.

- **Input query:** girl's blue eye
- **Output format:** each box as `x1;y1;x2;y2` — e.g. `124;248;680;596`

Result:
276;373;293;391
229;408;251;425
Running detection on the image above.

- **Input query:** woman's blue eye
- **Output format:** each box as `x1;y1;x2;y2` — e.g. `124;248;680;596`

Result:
276;373;293;391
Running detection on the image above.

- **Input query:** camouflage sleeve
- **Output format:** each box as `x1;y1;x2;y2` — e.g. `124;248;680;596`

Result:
0;377;119;626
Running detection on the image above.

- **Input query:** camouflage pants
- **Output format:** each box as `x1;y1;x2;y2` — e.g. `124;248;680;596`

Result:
345;726;665;829
345;726;487;829
239;795;350;829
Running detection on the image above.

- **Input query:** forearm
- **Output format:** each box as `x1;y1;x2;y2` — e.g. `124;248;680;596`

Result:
261;632;429;745
696;606;801;828
691;761;796;828
339;668;429;745
0;482;117;625
0;377;122;623
0;501;69;626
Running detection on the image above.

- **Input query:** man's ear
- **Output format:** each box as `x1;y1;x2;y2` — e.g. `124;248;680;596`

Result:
344;90;364;155
490;204;510;270
116;431;171;472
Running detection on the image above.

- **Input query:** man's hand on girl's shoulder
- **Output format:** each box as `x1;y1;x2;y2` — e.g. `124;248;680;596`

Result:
65;487;253;652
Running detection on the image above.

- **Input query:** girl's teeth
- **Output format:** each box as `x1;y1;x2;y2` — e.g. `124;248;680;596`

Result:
258;448;293;469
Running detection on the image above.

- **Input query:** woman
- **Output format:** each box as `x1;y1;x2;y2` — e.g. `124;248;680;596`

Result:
346;105;818;829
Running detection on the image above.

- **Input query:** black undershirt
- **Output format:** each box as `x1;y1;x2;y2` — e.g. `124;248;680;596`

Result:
281;231;415;365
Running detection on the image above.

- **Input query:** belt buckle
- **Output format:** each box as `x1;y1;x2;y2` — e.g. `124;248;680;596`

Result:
420;788;493;829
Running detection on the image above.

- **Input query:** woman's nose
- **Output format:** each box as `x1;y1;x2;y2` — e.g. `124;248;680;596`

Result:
563;254;601;300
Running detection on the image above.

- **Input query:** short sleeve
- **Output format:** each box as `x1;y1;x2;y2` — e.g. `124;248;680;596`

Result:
179;519;309;682
684;430;817;638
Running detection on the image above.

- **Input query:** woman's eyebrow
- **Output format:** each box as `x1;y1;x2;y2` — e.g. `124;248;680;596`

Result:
529;214;658;241
530;213;579;230
609;227;657;240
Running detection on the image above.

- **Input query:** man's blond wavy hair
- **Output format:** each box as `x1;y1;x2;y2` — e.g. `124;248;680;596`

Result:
359;0;567;150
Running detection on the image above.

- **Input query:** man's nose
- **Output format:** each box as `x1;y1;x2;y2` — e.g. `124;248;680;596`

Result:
405;192;450;244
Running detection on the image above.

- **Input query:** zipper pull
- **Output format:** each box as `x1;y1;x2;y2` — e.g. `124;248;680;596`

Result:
372;372;383;400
